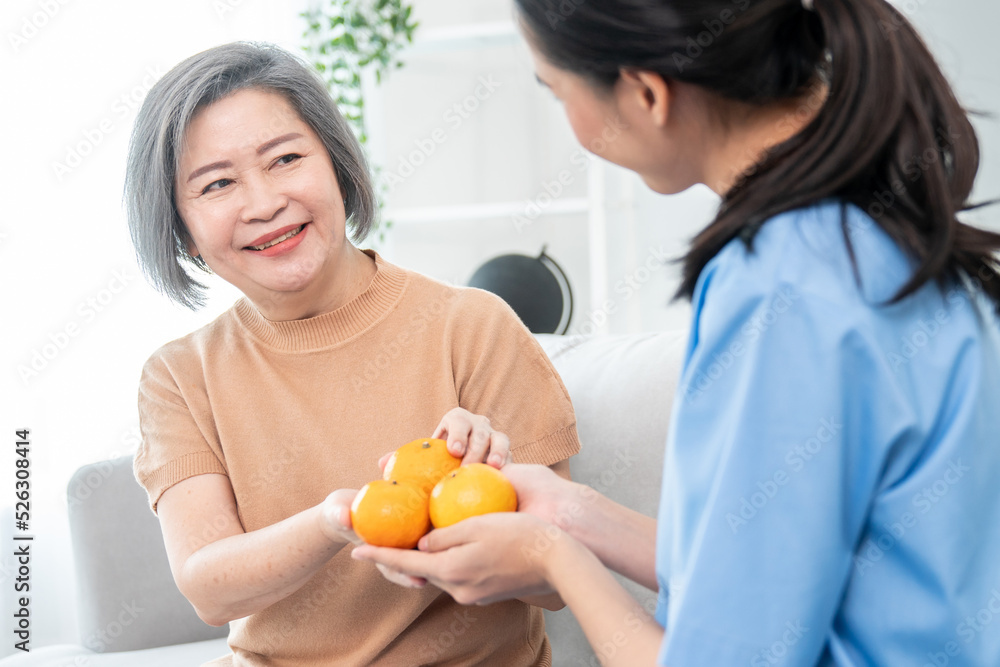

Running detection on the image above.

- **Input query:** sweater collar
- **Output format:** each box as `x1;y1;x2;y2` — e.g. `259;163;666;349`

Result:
233;250;407;352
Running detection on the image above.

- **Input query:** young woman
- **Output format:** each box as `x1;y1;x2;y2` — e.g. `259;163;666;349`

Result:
352;0;1000;664
125;42;581;665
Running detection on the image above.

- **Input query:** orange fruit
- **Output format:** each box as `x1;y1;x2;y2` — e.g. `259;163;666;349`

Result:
429;463;518;529
383;438;461;496
350;480;430;549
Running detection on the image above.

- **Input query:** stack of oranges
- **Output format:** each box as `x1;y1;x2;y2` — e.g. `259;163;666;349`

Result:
350;438;518;549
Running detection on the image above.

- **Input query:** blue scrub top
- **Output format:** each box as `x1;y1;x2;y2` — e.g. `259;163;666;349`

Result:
655;201;1000;666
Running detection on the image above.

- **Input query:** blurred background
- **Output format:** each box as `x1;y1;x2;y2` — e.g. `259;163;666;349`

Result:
0;0;997;653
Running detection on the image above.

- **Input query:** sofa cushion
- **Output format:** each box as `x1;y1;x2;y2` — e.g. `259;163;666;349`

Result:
535;331;686;666
0;638;229;667
66;457;228;652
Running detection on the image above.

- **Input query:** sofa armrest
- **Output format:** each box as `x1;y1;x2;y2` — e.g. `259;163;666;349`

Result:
66;457;228;652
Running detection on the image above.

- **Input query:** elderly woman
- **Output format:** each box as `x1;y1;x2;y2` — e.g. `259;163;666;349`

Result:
124;42;580;666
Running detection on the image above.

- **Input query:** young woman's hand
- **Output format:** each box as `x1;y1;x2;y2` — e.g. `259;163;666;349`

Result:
500;463;587;527
352;512;565;606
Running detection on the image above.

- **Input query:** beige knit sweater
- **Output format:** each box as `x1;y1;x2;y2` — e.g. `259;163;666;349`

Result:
134;251;581;666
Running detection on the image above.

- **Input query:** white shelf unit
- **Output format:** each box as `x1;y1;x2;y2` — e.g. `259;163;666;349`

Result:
366;20;612;331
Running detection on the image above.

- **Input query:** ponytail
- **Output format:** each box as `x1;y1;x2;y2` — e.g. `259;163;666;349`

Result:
686;0;1000;312
514;0;1000;313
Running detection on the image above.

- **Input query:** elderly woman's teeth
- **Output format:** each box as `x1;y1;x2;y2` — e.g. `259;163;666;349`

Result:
251;225;304;251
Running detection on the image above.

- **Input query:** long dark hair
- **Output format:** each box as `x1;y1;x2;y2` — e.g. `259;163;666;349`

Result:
515;0;1000;312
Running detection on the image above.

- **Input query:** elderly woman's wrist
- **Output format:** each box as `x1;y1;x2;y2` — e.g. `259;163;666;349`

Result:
315;497;354;547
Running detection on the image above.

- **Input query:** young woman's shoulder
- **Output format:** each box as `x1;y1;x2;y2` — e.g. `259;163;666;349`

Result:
704;200;916;310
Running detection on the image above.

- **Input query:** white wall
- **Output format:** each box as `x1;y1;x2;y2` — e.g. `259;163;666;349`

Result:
1;0;310;653
0;0;996;656
377;0;1000;338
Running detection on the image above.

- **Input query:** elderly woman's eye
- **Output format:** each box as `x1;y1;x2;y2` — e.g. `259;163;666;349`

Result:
276;153;302;166
202;178;233;194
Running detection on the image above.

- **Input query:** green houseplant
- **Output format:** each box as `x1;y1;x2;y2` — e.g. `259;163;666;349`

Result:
302;1;419;246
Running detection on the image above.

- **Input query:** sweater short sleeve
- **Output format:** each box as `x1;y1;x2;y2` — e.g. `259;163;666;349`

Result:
133;349;228;514
447;289;581;466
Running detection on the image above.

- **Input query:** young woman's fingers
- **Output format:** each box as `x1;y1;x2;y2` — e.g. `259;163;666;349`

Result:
352;544;438;579
375;562;427;589
417;521;479;553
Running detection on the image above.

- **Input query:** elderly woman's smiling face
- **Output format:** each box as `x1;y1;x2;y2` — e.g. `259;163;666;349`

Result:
175;88;350;312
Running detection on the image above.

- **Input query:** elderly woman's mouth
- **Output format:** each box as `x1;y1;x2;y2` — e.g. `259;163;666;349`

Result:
246;224;306;251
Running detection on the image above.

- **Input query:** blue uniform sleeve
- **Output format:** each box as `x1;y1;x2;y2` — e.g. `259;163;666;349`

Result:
657;265;915;665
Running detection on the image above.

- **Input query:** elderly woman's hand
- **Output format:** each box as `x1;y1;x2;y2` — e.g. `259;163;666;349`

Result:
377;408;512;471
320;489;428;589
318;489;364;546
433;407;512;467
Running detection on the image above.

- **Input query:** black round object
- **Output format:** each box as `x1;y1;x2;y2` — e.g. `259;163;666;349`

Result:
468;249;573;334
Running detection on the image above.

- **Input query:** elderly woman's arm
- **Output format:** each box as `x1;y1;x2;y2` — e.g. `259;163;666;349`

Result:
156;473;357;626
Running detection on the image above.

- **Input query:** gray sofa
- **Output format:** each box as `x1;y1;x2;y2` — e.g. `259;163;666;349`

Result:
1;331;685;666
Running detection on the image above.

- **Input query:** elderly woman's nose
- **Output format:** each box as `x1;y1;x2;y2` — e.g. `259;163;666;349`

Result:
240;176;288;223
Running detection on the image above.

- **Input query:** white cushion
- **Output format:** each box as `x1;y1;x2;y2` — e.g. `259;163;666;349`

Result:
0;638;229;667
535;331;686;666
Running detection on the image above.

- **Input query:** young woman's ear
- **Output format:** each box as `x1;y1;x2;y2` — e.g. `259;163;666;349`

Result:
618;69;670;127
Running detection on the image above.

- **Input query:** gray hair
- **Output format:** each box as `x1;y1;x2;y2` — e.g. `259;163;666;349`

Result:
124;41;377;310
